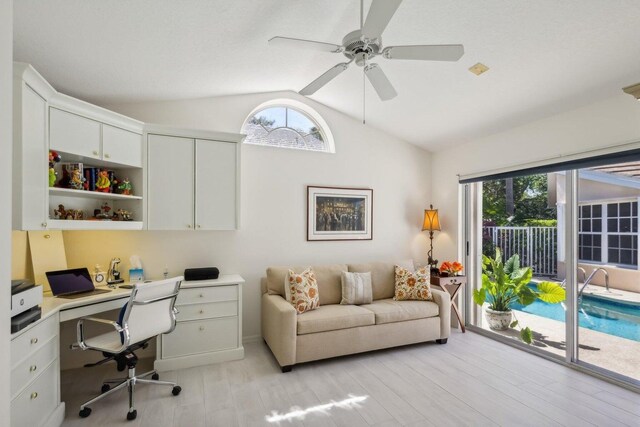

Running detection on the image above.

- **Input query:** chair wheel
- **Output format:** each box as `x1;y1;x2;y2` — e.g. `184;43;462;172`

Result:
172;386;182;396
127;410;137;421
152;373;159;380
101;384;111;393
79;407;92;418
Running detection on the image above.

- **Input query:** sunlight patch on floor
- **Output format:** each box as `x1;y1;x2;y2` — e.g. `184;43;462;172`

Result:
265;394;368;423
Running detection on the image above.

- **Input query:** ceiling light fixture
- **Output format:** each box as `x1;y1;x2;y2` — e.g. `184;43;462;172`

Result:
622;83;640;101
469;63;489;76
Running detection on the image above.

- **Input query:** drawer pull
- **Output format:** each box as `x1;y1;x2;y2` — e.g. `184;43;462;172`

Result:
199;310;204;314
30;392;38;400
104;153;110;158
29;365;37;372
92;150;99;156
199;293;204;298
199;326;204;331
30;337;38;344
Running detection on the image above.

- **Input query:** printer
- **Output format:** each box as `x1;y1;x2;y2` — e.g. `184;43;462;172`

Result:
11;280;43;333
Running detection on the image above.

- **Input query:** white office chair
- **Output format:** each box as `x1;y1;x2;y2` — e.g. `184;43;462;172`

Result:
75;276;183;421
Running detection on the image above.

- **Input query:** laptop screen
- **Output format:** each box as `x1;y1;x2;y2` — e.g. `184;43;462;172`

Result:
46;268;95;296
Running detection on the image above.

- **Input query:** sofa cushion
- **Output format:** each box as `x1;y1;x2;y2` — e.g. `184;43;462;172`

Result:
360;298;439;325
286;268;320;314
267;264;347;305
340;271;373;305
394;266;432;301
296;304;375;335
347;260;414;300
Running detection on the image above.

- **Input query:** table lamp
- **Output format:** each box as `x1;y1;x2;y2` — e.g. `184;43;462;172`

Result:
422;204;441;272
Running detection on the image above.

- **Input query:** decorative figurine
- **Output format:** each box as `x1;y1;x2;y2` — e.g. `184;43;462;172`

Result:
53;204;83;220
69;169;85;190
48;150;61;187
117;178;133;196
96;202;112;220
54;204;67;219
115;209;133;221
96;170;110;192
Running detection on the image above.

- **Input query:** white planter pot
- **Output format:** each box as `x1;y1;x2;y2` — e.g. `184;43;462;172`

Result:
484;308;512;330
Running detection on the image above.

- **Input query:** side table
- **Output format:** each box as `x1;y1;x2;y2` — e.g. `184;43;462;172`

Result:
430;275;466;333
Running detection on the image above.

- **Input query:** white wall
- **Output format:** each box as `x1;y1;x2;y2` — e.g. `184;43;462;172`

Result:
1;0;12;422
61;91;432;342
432;93;640;262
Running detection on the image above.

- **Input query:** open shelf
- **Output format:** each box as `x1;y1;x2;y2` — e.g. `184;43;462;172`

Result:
49;187;142;201
47;219;143;230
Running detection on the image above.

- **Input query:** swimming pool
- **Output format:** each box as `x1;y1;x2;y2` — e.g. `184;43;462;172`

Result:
511;284;640;342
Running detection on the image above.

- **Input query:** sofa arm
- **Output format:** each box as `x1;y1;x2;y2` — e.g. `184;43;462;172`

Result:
262;294;297;367
431;289;451;339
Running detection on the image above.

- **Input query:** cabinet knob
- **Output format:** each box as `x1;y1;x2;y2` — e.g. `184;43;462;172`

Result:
199;326;204;331
30;337;38;344
199;310;204;314
44;234;51;239
199;293;204;298
196;224;201;229
104;153;110;158
41;222;47;228
187;224;192;229
92;150;99;156
30;392;38;400
29;365;37;372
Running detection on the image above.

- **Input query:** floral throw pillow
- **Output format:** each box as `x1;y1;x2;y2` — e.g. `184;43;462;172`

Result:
394;265;432;301
286;268;320;314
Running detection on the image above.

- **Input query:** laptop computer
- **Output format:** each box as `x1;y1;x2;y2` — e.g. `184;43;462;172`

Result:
46;267;112;299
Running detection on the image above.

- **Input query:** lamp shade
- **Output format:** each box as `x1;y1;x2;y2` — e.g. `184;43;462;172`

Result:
422;206;441;231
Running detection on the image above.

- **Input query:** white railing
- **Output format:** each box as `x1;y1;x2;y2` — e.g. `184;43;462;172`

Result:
483;226;557;277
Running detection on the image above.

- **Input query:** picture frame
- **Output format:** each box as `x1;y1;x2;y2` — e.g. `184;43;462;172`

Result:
307;186;373;241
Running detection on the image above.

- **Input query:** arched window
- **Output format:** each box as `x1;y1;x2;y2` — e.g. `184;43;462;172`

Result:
242;100;334;153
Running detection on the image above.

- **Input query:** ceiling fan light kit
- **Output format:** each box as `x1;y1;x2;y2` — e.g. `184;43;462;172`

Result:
268;0;465;102
622;83;640;101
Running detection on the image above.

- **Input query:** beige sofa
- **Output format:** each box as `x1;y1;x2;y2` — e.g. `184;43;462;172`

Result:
261;262;451;372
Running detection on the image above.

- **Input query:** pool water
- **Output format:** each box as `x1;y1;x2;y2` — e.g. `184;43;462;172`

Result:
510;284;640;342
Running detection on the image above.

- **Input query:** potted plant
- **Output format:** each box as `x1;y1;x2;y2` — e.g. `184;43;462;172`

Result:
473;249;565;343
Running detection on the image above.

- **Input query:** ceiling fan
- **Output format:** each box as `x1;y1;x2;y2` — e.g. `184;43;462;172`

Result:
268;0;464;101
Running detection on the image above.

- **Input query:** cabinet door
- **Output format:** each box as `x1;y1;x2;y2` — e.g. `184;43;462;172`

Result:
102;125;142;167
49;108;101;159
147;135;194;230
15;84;48;229
195;139;238;230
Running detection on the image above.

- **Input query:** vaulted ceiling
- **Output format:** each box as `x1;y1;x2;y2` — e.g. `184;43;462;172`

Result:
13;0;640;150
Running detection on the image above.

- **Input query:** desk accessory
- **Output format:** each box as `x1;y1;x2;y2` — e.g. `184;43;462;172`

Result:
107;257;124;285
184;267;219;281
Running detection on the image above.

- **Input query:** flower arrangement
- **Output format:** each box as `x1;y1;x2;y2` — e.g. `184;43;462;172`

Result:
439;261;463;276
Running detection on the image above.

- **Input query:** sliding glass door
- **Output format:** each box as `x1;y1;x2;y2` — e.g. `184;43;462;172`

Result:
464;155;640;387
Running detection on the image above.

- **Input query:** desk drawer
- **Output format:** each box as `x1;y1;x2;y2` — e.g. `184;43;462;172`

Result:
162;316;238;359
177;285;237;305
176;300;237;322
11;315;57;368
11;336;57;399
11;361;57;427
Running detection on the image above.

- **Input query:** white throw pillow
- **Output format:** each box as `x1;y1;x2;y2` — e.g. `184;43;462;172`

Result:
340;271;373;305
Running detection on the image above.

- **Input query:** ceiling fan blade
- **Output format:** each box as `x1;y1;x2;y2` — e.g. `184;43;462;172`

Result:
268;36;343;53
364;63;397;101
299;63;350;96
362;0;403;40
383;44;464;61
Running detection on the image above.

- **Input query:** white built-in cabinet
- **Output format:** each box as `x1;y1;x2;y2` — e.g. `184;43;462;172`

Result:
12;62;243;231
147;130;240;230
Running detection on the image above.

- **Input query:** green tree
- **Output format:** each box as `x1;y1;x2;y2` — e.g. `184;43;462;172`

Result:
482;174;556;226
249;116;275;127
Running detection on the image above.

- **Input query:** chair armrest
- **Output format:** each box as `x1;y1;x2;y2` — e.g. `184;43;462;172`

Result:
430;289;451;339
261;294;297;367
76;316;125;352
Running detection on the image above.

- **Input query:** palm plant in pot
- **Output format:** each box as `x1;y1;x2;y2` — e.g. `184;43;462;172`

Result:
473;249;566;343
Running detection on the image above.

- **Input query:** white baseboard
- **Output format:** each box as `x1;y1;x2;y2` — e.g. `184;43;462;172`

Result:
242;334;261;343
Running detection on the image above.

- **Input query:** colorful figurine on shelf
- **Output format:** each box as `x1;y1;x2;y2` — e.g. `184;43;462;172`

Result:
53;204;83;220
69;169;85;190
115;209;133;221
117;178;133;196
96;170;110;192
48;150;61;187
95;202;113;220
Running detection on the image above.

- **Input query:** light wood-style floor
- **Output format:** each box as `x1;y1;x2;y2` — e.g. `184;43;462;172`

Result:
60;330;640;427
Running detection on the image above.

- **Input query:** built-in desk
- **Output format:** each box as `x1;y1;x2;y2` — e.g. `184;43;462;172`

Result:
10;274;244;427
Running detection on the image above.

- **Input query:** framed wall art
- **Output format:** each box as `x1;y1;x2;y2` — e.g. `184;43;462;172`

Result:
307;186;373;241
